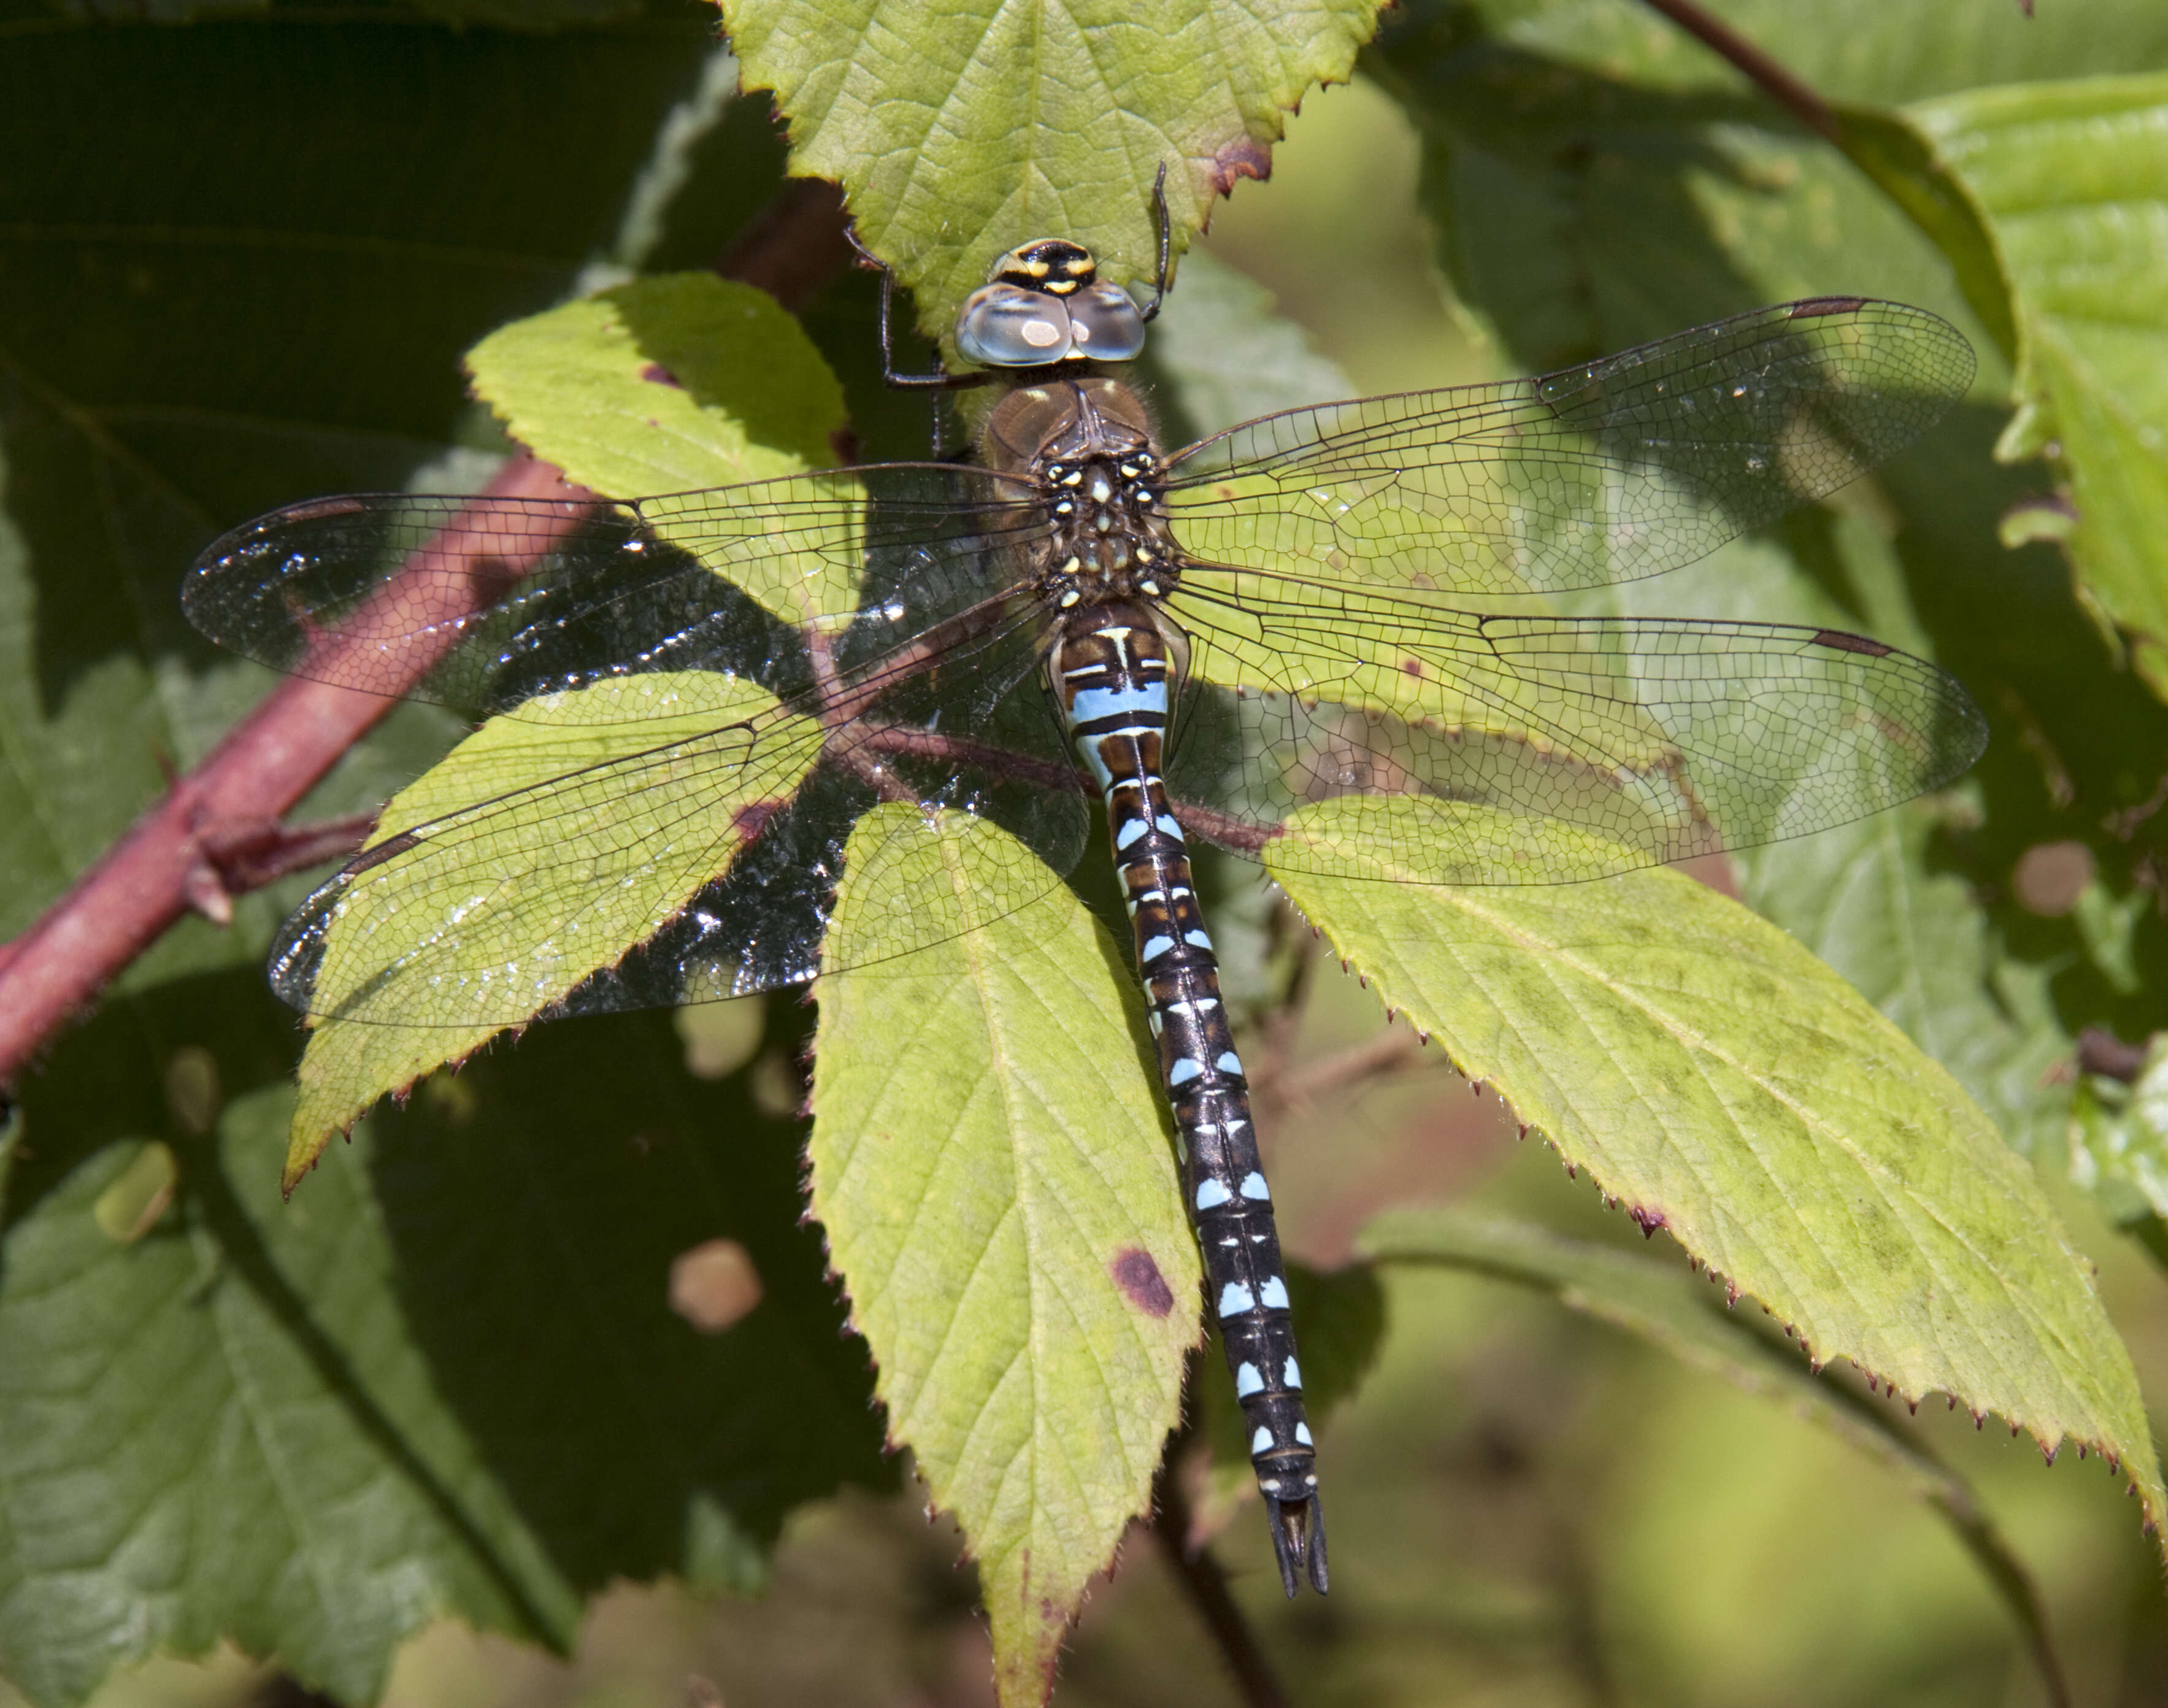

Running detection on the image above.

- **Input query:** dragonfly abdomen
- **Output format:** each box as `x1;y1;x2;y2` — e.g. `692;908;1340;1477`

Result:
1051;598;1327;1596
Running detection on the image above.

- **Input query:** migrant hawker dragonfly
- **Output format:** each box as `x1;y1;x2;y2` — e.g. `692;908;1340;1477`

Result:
185;231;1985;1596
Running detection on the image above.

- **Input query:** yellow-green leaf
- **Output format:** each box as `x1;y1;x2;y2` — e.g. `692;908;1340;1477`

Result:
1268;796;2168;1546
718;0;1385;337
290;672;818;1183
809;805;1193;1708
466;272;862;624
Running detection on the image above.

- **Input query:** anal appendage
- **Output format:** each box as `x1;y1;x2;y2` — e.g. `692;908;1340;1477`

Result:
1267;1491;1329;1597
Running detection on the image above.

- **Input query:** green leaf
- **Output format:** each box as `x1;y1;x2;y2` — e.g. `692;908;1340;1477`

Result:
1678;506;2079;1162
1877;417;2168;1188
290;672;820;1183
1455;0;2168;119
1909;76;2168;695
1356;1206;2072;1704
1370;6;2168;1230
809;805;1194;1708
1827;105;2018;364
717;0;1387;334
1266;798;2168;1547
466;273;845;494
1739;809;2070;1161
1369;15;1991;370
2;977;886;1707
464;272;864;625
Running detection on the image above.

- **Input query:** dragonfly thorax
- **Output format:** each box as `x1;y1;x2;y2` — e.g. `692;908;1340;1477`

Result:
984;377;1177;605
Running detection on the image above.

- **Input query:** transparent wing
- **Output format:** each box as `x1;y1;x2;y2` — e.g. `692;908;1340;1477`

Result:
1161;299;1975;598
1163;571;1987;883
183;463;1091;1024
183;464;1052;715
266;597;1091;1025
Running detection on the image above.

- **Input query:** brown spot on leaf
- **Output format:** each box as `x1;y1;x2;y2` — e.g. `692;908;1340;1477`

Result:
1112;1247;1175;1317
641;361;683;388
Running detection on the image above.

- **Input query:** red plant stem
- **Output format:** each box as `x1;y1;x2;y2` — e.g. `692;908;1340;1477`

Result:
0;457;588;1081
0;182;856;1088
1636;0;1842;142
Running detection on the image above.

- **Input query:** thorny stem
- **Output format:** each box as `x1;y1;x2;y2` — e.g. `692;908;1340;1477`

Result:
1151;1459;1294;1708
0;452;589;1080
0;179;856;1088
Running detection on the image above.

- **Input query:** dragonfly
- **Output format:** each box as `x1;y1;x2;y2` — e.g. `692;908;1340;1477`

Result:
184;217;1986;1598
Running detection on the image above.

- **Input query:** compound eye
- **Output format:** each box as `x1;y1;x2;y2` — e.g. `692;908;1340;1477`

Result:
956;284;1077;367
1063;282;1147;361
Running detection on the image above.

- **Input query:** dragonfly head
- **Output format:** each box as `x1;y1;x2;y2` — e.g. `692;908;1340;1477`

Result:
955;237;1148;369
988;237;1099;296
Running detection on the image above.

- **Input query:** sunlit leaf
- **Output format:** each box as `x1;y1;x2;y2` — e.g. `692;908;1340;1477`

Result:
810;805;1194;1708
1739;809;2070;1160
290;672;818;1182
718;0;1386;336
1268;796;2168;1550
466;272;864;624
1372;3;2168;1228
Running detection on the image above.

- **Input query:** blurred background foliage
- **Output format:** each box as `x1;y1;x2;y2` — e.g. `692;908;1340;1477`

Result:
1;0;2166;1703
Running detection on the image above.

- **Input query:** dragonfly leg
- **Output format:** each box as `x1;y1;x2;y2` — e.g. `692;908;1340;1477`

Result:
844;225;991;396
1136;161;1173;325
